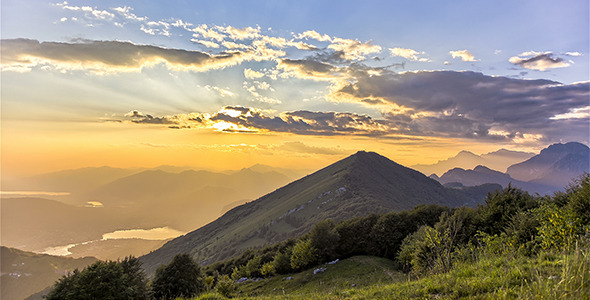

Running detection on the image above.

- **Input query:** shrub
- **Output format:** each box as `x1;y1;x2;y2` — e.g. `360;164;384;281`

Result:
290;239;317;270
151;253;205;299
45;256;148;300
215;275;236;298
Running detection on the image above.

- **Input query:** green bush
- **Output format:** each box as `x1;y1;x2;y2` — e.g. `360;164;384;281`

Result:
215;274;235;298
45;256;148;300
290;239;317;270
151;253;205;299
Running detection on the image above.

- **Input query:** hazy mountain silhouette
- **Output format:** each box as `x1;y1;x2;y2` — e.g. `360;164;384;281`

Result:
412;149;534;176
507;142;589;188
2;167;138;201
438;165;558;195
140;151;498;275
1;246;96;300
84;168;294;230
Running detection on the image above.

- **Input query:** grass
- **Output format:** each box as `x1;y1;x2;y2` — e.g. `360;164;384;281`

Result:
190;246;589;300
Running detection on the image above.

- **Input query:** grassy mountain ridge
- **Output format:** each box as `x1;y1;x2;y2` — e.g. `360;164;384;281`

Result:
140;151;496;275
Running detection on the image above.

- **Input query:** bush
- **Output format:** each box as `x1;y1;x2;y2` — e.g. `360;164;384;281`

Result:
290;239;317;270
45;256;148;300
215;275;235;298
309;219;340;262
151;253;205;299
271;250;293;274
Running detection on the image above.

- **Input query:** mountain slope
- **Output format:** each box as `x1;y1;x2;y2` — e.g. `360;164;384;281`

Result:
507;142;589;187
140;151;496;275
438;165;558;195
0;246;97;300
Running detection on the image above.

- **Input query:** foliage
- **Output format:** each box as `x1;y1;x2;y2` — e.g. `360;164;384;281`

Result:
45;256;148;300
214;274;236;298
271;250;293;275
480;184;538;235
290;239;317;270
151;253;205;299
244;255;263;278
308;219;340;262
535;203;583;252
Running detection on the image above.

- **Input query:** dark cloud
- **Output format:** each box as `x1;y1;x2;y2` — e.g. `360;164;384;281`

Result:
122;106;392;137
333;70;589;142
1;38;252;71
210;106;389;136
509;52;570;71
125;110;176;124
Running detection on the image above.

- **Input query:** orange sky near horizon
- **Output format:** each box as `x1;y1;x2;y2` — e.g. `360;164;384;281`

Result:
1;117;541;178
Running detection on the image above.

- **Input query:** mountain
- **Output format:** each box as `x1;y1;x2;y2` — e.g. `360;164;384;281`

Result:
412;149;535;176
84;168;293;230
480;149;537;172
140;151;498;275
0;197;142;252
507;142;589;188
438;165;558;195
0;246;97;300
2;167;139;199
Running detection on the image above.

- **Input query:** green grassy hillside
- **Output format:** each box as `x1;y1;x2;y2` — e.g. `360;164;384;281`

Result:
191;248;589;300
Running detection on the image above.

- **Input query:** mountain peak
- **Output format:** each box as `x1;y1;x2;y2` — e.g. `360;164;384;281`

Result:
140;151;492;274
543;142;588;154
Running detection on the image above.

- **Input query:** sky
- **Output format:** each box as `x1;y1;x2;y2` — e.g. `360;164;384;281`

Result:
1;0;589;177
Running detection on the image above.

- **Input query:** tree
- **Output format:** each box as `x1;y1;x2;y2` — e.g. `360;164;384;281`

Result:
369;211;416;258
480;185;538;235
45;257;148;300
271;250;293;274
151;253;205;299
290;239;317;270
309;219;340;262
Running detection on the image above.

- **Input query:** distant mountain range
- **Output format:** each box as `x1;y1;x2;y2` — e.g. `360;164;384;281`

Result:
432;142;589;195
1;246;96;300
139;151;499;275
436;166;557;195
412;149;535;176
1;165;305;256
507;142;589;188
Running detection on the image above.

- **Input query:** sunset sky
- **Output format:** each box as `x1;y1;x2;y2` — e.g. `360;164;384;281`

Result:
2;0;589;177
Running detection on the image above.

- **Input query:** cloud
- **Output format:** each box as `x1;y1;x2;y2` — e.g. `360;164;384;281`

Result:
277;59;341;81
204;85;236;97
57;2;115;21
192;39;220;48
244;68;265;79
550;106;590;120
564;52;582;57
125;110;176;124
389;47;430;62
327;38;382;61
295;30;332;42
449;50;478;62
275;141;345;155
112;6;147;22
331;70;589;142
1;39;261;73
509;51;571;71
119;105;392;137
